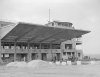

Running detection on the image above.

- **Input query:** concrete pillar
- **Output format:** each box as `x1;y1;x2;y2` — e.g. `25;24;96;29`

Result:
60;42;64;61
72;39;76;49
50;43;53;61
27;42;31;61
75;51;78;60
37;51;41;60
60;42;65;49
36;43;41;60
35;43;41;60
14;42;17;61
71;52;73;57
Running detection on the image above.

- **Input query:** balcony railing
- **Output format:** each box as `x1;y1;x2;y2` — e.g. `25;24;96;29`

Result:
62;49;76;52
1;48;82;54
75;38;82;44
1;49;15;53
1;48;62;54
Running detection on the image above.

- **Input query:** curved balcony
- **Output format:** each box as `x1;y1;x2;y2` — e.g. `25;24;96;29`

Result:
75;38;82;45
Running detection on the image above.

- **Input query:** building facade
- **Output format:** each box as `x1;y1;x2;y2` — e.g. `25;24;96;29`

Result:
0;21;90;63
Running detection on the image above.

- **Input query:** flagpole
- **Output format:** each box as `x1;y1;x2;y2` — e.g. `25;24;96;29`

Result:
49;8;50;22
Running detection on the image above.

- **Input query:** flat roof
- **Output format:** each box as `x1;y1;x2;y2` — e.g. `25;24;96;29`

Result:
1;22;90;43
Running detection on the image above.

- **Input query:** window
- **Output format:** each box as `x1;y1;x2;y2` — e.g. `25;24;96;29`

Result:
63;52;66;56
67;52;71;55
4;46;9;49
78;53;80;57
52;44;60;49
34;43;40;49
41;43;50;49
11;46;14;49
52;23;54;26
65;44;72;49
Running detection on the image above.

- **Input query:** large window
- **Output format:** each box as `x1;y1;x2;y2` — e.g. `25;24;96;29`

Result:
52;44;60;49
63;52;66;56
78;53;80;57
41;43;50;49
65;44;72;49
33;43;40;49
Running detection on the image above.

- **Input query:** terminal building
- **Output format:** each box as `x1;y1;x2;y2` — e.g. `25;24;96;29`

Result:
0;21;90;63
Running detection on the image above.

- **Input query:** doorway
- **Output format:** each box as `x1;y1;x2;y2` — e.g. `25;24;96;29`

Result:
31;53;38;60
41;53;47;61
56;53;61;61
17;54;27;61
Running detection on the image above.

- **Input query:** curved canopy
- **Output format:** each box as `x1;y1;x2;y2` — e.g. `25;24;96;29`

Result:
1;22;90;43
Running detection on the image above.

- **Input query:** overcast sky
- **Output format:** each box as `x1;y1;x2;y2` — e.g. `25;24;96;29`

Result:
0;0;100;55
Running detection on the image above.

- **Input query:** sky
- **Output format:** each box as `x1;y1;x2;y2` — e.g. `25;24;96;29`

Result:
0;0;100;55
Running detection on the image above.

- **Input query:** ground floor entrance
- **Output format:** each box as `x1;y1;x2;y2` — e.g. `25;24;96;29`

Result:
56;53;61;61
31;53;38;60
1;54;14;62
1;53;28;62
16;54;28;61
1;51;81;62
41;53;47;61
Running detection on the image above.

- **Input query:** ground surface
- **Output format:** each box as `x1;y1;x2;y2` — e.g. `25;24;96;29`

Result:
0;61;100;77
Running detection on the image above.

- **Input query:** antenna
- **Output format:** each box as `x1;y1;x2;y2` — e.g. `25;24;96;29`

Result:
48;8;50;22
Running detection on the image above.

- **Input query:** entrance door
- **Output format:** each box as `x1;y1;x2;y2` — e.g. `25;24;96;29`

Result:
41;53;47;61
17;54;27;61
56;53;61;61
32;53;37;60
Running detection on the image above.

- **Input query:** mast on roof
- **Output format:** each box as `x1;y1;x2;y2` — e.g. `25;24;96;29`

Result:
48;8;51;22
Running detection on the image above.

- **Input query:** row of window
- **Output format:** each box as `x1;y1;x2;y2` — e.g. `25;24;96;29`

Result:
63;52;80;57
2;44;60;49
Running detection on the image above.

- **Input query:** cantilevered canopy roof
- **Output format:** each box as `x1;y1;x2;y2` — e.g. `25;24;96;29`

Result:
1;22;90;43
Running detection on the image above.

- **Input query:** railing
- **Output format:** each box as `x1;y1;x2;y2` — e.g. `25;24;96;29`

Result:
76;49;83;53
1;48;81;54
1;49;15;53
75;38;82;44
1;48;29;53
29;49;62;53
62;49;76;52
1;48;62;53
